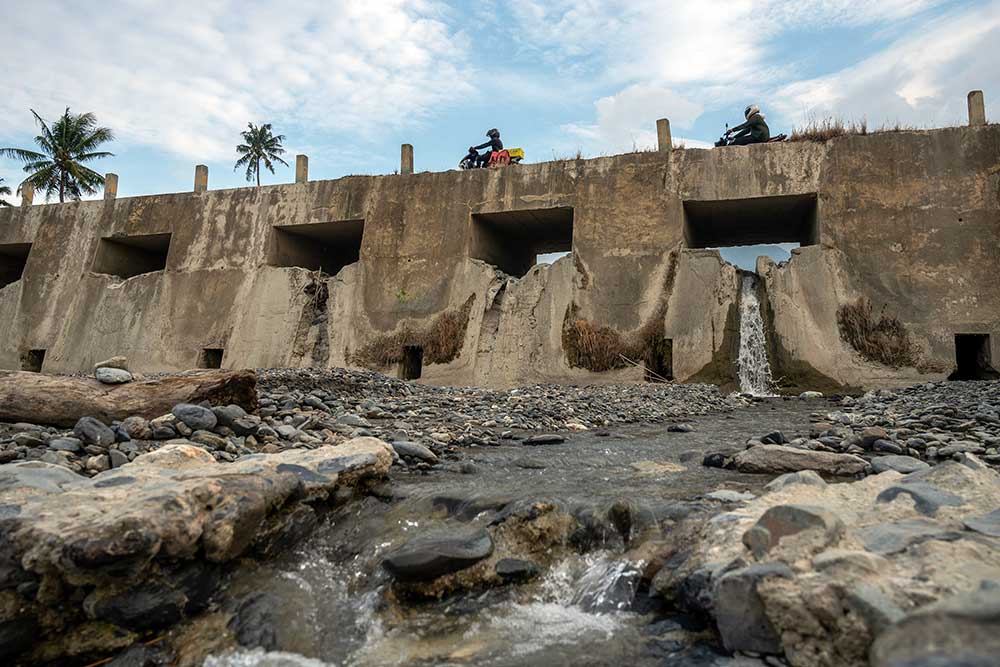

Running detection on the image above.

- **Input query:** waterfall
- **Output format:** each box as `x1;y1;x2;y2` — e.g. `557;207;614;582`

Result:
737;273;775;396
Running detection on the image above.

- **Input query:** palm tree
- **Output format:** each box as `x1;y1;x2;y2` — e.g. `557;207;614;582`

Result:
234;123;289;186
0;178;11;206
0;108;114;203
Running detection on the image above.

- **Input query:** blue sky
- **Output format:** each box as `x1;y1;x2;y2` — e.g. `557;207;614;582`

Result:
1;0;998;206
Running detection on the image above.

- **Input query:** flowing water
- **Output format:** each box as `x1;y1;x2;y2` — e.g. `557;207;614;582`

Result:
203;400;825;667
737;274;775;396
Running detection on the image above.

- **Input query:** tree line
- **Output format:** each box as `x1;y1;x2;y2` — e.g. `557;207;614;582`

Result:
1;109;289;205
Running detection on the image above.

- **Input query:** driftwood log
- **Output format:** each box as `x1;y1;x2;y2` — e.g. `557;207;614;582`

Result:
0;370;258;427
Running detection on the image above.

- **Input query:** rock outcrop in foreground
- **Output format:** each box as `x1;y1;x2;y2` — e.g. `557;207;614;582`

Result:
0;438;392;665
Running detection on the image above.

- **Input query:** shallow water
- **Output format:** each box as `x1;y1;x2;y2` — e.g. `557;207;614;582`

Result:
208;398;824;667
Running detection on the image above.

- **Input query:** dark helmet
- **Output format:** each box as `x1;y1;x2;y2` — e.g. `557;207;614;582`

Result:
744;105;760;119
487;128;500;139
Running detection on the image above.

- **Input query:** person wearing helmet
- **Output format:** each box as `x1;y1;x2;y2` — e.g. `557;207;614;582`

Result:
725;105;770;145
472;128;503;167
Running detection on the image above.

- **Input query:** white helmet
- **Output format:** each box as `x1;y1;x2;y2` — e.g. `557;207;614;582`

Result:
744;105;760;119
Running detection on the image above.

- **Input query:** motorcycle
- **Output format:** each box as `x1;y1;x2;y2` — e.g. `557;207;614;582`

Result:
714;123;788;147
459;147;525;169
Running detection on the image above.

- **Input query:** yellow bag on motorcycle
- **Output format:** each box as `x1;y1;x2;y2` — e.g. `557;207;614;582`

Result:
507;148;525;160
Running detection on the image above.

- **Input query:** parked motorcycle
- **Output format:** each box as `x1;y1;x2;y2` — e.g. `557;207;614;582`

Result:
459;147;526;169
714;124;787;147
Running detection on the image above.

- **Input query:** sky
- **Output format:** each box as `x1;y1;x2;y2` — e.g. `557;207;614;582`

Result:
1;0;998;216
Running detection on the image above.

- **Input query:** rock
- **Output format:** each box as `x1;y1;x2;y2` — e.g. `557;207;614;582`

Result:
870;584;1000;667
96;367;134;384
109;449;130;468
275;424;299;440
40;450;75;467
798;391;823;399
0;461;84;496
876;482;964;516
0;450;19;464
391;441;439;464
94;356;129;371
860;426;888;448
873;439;904;454
189;430;228;450
150;423;177;440
48;437;82;452
13;432;47;447
713;562;793;654
382;529;494;582
845;583;906;635
524;434;565;445
86;454;111;472
760;431;786;445
763;470;827;492
667;423;695;433
73;416;116;447
84;585;186;630
212;405;248;428
937;441;986;457
0;617;36;663
171;404;217;431
495;558;541;582
705;490;755;503
742;504;845;558
964;509;1000;537
871;455;929;474
230;417;259;437
119;416;152;440
336;413;371;428
812;549;888;575
732;445;869;476
105;644;166;667
227;592;279;650
859;519;962;555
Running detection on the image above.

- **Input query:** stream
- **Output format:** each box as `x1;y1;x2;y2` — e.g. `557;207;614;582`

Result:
203;398;822;667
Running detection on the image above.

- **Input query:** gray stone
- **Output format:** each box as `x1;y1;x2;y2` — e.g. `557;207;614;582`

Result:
799;391;823;399
94;356;129;371
705;489;756;503
871;455;930;474
937;441;986;457
40;450;75;468
495;558;541;582
230;417;259;437
275;424;299;440
336;413;371;428
0;461;83;495
391;441;439;464
95;367;133;384
763;470;828;492
48;437;82;453
171;404;217;431
870;584;1000;667
86;455;111;472
212;404;248;428
119;416;152;440
383;528;494;582
73;416;116;447
13;432;47;447
732;445;869;476
524;434;565;445
860;426;888;448
845;583;905;634
876;482;964;516
190;430;228;450
873;439;904;454
760;431;786;445
859;519;962;554
964;509;1000;537
713;562;793;654
742;504;845;558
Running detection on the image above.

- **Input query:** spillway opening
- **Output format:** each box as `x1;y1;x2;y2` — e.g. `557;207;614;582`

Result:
400;345;423;380
683;193;818;249
21;349;45;372
470;207;574;278
644;337;673;382
0;243;32;289
949;334;998;380
269;219;365;275
92;233;171;278
200;348;224;369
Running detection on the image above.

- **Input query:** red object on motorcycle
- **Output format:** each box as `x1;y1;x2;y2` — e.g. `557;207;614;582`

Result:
488;150;511;167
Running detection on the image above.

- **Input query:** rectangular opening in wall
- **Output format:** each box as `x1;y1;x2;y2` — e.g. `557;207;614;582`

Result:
683;194;818;249
21;349;45;372
644;337;673;382
92;233;171;279
200;348;224;369
0;242;32;289
400;345;423;380
268;219;365;275
949;334;998;380
471;207;574;278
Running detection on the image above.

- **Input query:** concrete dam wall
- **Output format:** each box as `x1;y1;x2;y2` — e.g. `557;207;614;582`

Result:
1;124;998;392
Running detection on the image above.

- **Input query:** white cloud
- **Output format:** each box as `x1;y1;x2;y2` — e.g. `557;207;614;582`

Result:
773;3;1000;127
0;0;474;161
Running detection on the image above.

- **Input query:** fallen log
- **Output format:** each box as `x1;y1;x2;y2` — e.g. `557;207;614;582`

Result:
0;369;258;427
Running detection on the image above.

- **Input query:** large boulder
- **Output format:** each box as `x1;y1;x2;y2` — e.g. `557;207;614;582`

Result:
731;445;869;476
713;562;793;653
382;529;494;582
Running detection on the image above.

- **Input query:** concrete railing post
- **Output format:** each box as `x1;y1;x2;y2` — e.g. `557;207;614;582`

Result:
968;90;986;126
194;165;208;192
656;118;673;152
295;155;309;183
401;144;414;175
104;173;118;200
20;182;33;207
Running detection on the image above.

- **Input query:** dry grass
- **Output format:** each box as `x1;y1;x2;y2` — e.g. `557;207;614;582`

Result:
352;295;475;369
788;117;918;143
836;296;919;368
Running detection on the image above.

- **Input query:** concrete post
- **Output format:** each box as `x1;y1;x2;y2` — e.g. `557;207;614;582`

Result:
20;182;33;207
401;144;414;175
104;173;118;200
968;90;986;126
194;165;208;192
656;118;672;152
295;155;309;183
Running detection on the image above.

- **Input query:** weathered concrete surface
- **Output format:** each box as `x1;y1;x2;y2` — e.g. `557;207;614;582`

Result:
1;125;997;389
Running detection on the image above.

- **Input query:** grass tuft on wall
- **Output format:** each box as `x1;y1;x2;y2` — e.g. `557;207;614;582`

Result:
836;296;919;368
352;295;475;369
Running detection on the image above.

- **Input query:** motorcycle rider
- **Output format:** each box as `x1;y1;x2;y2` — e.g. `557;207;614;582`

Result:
725;105;770;145
472;128;503;167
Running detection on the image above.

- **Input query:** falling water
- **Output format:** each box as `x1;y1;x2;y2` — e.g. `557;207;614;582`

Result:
737;273;775;396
